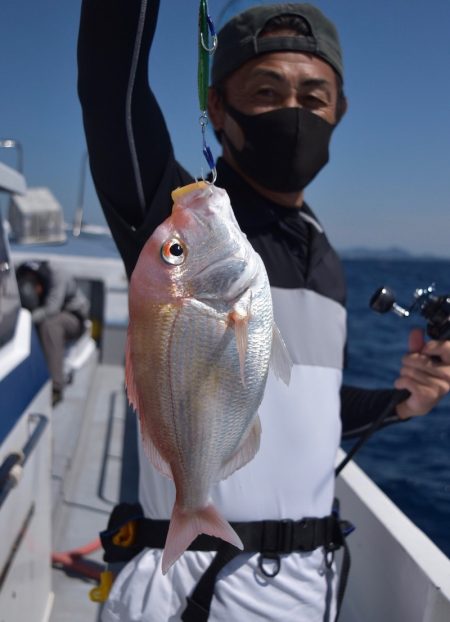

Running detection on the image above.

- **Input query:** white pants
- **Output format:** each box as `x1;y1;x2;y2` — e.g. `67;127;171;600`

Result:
101;547;337;622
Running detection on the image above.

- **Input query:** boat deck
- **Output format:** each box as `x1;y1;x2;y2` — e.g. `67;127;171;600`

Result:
50;355;138;622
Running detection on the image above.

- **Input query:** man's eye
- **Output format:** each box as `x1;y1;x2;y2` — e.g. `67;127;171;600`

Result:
255;88;277;99
302;94;328;108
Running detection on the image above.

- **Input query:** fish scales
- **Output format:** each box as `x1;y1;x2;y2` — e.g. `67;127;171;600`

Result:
133;285;271;503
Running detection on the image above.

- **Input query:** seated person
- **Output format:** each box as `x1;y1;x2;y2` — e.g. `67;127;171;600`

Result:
16;260;90;405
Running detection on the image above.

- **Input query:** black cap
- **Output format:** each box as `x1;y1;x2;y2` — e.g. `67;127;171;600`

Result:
211;3;343;86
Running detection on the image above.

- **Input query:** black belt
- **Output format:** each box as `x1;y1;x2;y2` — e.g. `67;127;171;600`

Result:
100;502;353;621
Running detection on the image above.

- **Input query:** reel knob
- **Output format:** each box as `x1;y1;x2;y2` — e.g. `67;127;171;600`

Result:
370;287;396;314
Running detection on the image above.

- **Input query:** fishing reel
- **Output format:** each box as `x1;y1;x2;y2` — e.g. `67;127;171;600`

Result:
370;284;450;341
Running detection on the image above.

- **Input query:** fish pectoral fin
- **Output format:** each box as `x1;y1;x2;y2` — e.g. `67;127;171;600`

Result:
229;291;252;387
270;323;293;386
230;311;248;386
218;415;261;481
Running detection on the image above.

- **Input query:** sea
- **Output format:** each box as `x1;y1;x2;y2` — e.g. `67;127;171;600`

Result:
342;258;450;558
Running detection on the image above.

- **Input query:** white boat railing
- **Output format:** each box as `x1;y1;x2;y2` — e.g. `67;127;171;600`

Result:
336;449;450;622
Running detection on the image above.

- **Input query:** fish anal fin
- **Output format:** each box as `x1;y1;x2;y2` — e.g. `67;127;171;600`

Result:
142;434;173;480
270;323;293;386
218;415;261;481
162;502;243;575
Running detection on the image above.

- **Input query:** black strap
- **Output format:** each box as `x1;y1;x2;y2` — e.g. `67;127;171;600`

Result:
335;535;351;621
181;544;241;622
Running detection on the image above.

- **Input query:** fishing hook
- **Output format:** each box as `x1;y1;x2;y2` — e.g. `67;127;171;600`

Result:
200;8;218;53
200;31;218;53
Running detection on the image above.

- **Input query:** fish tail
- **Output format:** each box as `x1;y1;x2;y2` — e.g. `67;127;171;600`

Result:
161;503;243;575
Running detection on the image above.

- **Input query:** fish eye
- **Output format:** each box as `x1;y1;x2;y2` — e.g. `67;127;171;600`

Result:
160;238;186;265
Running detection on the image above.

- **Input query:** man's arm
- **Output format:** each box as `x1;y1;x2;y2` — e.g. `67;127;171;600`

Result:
77;0;192;275
341;328;450;439
340;385;404;439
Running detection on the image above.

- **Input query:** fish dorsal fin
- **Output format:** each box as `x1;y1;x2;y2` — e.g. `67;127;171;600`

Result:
270;323;293;386
126;331;173;480
217;415;261;481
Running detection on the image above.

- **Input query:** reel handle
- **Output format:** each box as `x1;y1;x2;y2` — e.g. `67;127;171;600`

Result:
369;287;396;314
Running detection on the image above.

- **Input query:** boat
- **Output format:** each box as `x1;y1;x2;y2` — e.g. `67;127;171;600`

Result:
0;158;449;621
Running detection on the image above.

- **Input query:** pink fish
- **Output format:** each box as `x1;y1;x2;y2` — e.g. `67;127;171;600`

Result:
126;182;291;574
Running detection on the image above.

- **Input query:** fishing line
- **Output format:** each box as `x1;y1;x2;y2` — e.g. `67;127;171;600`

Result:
198;0;218;183
217;0;271;29
217;0;242;28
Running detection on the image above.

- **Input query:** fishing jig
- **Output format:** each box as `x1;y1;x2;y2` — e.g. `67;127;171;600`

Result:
198;0;218;183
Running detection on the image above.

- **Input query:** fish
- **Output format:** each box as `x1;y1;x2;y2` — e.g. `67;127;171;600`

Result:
125;181;292;574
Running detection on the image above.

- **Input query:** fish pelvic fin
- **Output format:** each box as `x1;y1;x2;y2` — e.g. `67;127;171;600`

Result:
270;323;293;386
161;503;243;575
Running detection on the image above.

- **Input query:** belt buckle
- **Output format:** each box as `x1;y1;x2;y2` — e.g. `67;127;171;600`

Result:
258;552;281;578
258;519;294;578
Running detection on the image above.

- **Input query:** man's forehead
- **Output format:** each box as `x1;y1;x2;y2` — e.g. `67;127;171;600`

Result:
227;51;337;86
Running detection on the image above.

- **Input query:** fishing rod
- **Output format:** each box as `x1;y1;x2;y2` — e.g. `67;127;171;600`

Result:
336;283;450;476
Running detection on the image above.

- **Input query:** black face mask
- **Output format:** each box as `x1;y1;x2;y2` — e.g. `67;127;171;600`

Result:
222;104;335;193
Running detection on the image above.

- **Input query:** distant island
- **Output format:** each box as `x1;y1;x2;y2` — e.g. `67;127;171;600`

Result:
339;246;448;261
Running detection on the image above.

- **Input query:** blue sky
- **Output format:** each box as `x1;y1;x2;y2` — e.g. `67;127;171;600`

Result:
1;0;449;256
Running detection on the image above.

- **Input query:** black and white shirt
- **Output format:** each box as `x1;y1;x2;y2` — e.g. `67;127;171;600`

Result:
78;2;400;620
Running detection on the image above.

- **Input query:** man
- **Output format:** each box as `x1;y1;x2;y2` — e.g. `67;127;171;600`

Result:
16;260;90;405
77;3;450;620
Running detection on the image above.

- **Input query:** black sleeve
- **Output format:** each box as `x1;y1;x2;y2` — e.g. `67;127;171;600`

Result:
77;0;193;277
340;385;408;439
